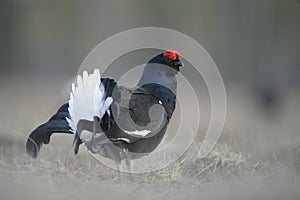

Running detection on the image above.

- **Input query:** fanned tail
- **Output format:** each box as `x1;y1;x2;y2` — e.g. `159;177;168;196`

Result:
26;69;116;158
66;69;113;142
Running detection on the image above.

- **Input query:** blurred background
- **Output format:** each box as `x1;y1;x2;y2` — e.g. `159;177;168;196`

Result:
0;0;300;199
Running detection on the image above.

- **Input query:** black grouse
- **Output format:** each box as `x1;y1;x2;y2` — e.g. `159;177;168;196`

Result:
26;50;183;171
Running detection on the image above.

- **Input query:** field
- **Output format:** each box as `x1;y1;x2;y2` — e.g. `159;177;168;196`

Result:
0;76;299;200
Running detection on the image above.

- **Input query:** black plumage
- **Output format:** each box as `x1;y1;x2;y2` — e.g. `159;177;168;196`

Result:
26;103;73;158
26;50;183;168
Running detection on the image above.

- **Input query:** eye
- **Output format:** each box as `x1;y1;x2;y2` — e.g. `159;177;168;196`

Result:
165;57;171;62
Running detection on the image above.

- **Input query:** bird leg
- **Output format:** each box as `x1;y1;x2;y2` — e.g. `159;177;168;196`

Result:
125;159;133;174
123;148;133;174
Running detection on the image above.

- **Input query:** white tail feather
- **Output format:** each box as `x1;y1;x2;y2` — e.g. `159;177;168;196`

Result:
66;69;113;141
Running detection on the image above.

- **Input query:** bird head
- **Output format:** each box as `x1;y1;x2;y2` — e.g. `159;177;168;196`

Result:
147;50;183;72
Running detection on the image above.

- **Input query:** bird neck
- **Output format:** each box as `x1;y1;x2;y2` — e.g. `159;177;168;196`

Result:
138;64;178;94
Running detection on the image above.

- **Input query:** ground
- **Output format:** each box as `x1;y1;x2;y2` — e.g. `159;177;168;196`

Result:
0;76;299;200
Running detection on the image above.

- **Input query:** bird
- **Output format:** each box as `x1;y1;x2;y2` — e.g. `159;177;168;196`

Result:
26;50;183;172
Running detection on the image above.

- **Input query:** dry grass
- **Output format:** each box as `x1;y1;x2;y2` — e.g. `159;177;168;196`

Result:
0;76;299;200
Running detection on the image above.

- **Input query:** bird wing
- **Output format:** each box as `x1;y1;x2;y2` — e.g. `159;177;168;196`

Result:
107;85;169;144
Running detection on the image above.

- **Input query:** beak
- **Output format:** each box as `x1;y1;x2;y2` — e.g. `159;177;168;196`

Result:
175;60;183;67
